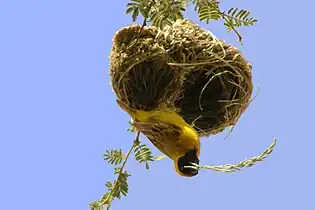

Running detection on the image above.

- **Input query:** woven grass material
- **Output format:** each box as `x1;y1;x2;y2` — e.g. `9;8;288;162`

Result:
109;25;182;112
110;19;253;137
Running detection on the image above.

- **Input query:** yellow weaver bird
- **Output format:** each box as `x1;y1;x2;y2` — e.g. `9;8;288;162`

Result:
117;100;201;177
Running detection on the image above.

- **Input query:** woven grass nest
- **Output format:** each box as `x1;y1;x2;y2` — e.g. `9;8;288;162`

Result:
110;19;253;137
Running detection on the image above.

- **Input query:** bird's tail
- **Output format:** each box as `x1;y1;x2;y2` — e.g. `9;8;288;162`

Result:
117;99;156;122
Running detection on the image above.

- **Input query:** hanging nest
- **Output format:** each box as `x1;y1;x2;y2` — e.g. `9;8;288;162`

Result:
109;19;253;137
109;25;183;111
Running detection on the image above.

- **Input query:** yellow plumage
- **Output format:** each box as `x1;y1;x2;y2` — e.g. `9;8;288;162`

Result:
117;100;201;177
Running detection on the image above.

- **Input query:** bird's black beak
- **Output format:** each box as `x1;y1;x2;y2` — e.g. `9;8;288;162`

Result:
177;148;199;177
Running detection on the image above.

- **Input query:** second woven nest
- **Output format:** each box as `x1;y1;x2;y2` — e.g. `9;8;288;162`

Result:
110;19;253;137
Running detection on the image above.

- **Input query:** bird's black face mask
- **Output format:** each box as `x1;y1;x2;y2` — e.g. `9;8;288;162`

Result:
177;148;199;177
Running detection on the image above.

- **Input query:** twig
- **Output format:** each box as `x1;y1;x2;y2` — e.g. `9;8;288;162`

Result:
99;132;141;209
129;18;147;49
221;14;243;44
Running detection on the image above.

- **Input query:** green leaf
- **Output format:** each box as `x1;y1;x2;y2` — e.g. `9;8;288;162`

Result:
192;0;219;12
125;0;141;22
198;5;221;23
105;181;113;189
134;143;154;169
112;171;131;199
231;8;238;17
114;167;121;175
132;8;139;22
89;200;101;210
147;0;186;28
104;149;124;165
225;7;257;28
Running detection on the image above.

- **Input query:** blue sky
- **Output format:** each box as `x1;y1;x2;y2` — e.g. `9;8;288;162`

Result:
1;1;314;210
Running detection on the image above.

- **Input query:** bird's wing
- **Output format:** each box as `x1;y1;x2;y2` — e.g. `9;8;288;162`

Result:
132;121;182;158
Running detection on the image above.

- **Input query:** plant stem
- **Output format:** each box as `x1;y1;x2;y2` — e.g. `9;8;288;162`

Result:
100;132;141;208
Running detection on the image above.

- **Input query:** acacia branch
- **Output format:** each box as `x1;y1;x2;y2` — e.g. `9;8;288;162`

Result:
99;132;141;209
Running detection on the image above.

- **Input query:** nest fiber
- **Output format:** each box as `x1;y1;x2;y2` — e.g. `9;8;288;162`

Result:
110;19;253;137
109;25;182;111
